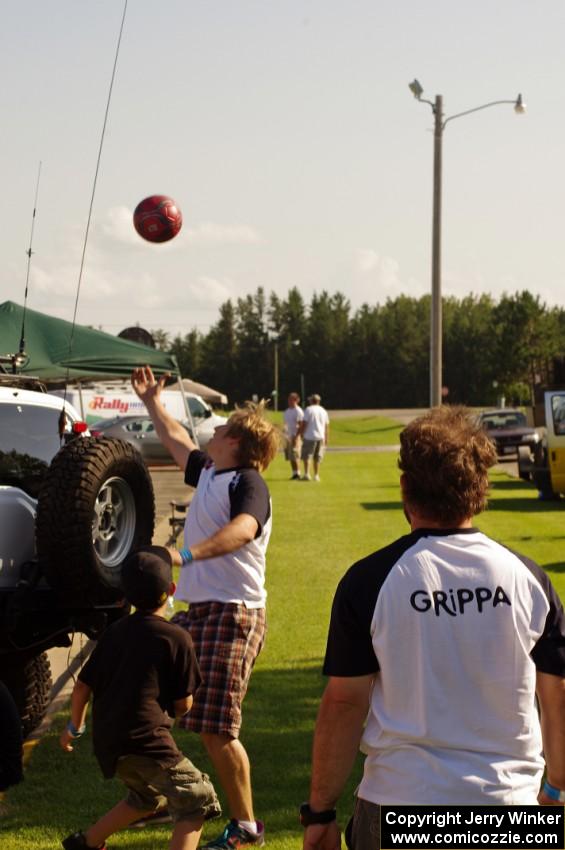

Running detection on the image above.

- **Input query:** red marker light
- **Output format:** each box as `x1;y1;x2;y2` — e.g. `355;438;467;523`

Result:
72;421;88;434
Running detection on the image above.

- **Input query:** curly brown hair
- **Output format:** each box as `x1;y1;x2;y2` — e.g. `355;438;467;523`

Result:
225;400;281;471
398;405;497;525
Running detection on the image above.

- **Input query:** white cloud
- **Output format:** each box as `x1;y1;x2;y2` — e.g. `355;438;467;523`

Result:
97;209;262;250
32;264;83;298
16;212;244;335
349;249;425;307
357;249;380;273
100;205;139;246
31;262;161;308
183;276;235;306
184;222;262;245
356;249;401;287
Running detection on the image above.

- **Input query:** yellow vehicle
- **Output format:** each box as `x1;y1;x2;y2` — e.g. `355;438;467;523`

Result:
518;390;565;499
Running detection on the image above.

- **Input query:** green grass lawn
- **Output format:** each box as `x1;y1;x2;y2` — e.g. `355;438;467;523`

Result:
266;411;403;446
2;452;564;850
328;416;402;446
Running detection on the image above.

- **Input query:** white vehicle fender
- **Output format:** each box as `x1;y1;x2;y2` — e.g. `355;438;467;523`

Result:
0;486;36;587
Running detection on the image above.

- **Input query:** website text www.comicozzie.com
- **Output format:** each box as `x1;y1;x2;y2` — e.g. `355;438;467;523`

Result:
380;806;564;849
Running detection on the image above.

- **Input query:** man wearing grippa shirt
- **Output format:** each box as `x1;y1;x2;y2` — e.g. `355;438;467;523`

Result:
132;367;279;850
302;406;565;850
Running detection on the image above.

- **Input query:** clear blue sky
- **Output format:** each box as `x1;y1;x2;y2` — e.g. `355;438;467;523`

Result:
1;1;564;338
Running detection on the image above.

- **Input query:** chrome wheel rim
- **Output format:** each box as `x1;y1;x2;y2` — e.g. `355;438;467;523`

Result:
92;476;136;572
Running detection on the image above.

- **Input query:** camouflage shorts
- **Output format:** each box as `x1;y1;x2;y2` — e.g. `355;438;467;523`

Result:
116;754;221;822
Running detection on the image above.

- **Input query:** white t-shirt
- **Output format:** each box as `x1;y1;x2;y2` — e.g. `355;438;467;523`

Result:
283;405;304;437
302;404;329;441
324;528;565;805
177;451;272;608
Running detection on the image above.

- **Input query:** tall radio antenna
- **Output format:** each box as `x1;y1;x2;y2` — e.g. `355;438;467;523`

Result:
18;160;42;361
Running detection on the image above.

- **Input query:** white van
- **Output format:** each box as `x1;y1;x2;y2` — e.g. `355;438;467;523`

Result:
52;382;227;446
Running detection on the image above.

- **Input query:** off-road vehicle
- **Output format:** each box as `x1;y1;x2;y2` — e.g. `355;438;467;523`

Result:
0;374;155;736
518;389;565;499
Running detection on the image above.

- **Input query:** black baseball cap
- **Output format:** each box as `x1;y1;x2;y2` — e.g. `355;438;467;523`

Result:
121;546;173;610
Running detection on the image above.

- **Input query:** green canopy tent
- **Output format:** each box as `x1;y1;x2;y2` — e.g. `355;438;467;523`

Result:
0;301;199;434
0;301;177;380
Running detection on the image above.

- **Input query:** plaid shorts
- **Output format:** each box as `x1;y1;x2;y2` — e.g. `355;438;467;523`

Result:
171;603;266;738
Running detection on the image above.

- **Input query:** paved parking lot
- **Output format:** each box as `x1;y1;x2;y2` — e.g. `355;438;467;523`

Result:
149;466;193;546
149;466;191;522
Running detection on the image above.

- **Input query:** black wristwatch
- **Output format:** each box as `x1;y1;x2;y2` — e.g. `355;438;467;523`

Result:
299;802;337;827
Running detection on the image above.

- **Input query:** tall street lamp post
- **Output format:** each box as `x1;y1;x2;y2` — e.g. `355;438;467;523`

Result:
273;340;279;411
408;79;526;408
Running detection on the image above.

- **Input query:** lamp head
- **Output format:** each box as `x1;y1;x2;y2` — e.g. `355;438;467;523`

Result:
514;93;526;114
408;79;424;100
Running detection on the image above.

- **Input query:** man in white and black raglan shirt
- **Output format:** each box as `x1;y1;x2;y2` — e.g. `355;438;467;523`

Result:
303;406;565;850
132;367;279;850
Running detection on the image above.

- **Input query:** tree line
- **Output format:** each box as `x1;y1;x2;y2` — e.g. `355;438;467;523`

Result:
150;288;565;409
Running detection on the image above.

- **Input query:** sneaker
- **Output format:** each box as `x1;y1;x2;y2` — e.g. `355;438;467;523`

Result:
201;819;265;849
301;474;311;481
291;473;301;480
313;474;320;482
62;832;106;850
128;807;172;828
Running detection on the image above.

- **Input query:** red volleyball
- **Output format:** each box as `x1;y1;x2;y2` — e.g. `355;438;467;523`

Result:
133;195;183;243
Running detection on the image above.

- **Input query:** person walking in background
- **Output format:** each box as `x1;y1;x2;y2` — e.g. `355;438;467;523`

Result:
300;394;329;481
132;366;280;850
60;546;220;850
302;406;565;850
283;392;304;480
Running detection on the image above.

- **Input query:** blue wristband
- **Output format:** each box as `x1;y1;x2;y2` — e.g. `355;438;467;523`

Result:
67;720;86;738
178;548;193;564
543;781;565;802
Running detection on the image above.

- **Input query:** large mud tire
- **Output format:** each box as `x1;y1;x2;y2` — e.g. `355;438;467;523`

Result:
36;437;155;604
0;652;52;738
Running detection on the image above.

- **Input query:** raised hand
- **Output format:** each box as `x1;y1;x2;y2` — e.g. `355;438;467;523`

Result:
131;366;169;405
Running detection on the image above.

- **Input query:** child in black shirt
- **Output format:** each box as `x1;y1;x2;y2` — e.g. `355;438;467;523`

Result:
59;546;221;850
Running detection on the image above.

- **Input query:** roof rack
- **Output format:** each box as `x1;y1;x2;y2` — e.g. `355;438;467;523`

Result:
0;352;29;372
0;373;47;393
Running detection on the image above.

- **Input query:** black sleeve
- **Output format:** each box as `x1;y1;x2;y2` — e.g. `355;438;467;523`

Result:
78;616;128;691
323;566;380;677
0;681;24;791
531;573;565;676
170;629;202;701
322;536;418;678
77;640;104;689
509;549;565;676
184;450;208;487
228;469;271;535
